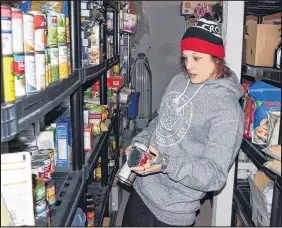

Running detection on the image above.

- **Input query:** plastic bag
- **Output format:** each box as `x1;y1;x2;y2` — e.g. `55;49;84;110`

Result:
263;145;281;161
267;111;280;146
261;181;274;218
248;81;281;145
264;159;281;176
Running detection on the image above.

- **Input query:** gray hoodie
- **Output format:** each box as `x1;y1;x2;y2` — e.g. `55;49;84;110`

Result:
131;72;244;226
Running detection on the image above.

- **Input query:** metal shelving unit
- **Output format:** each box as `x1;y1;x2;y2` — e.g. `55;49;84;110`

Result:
233;2;281;226
1;0;121;226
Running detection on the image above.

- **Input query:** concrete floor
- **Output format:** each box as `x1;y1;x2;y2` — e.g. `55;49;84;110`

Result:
115;189;212;226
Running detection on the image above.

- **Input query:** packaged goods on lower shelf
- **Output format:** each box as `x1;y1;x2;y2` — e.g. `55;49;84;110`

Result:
1;152;36;226
248;81;281;146
263;159;281;176
56;114;72;168
263;145;281;161
248;171;274;226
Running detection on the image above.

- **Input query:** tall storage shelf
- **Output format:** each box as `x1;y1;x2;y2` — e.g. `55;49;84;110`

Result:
232;1;281;227
1;1;121;226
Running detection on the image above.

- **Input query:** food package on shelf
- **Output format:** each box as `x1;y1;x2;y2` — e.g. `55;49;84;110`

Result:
123;13;137;33
100;118;111;132
264;159;281;176
21;1;69;15
266;111;280;146
248;171;272;226
84;123;93;152
248;81;281;145
88;46;100;65
263;145;281;161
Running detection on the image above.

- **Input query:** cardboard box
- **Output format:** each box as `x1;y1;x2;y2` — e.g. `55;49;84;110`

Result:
181;1;219;16
263;13;281;24
248;172;271;226
243;24;280;67
245;13;281;25
102;217;111;227
95;76;124;88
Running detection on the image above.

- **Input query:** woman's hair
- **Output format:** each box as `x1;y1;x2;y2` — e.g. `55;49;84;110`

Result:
180;55;232;79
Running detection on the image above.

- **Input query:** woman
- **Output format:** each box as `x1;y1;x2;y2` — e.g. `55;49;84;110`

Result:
122;13;244;227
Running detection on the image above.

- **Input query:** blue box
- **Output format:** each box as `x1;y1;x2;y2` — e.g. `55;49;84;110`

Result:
56;114;72;168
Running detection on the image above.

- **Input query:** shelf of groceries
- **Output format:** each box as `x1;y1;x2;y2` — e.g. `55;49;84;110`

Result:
1;0;138;226
233;6;281;226
50;113;120;226
1;57;119;143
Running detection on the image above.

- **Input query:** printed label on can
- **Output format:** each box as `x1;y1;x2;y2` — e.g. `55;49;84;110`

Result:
47;14;58;47
12;9;24;53
35;28;45;52
2;32;13;55
35;198;47;214
87;210;95;227
42;157;51;180
34;14;46;51
35;198;46;213
1;18;12;32
35;52;46;91
50;47;59;82
13;55;26;97
25;54;37;93
45;49;49;87
59;45;68;79
35;179;46;201
67;45;71;75
23;14;34;53
47;48;52;84
3;56;16;102
57;14;66;44
66;16;70;43
36;209;47;218
46;183;56;206
1;5;11;18
38;164;45;179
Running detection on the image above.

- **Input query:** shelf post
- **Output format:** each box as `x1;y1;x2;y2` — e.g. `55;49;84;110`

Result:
100;2;107;105
211;1;244;226
101;133;109;186
69;0;84;171
270;182;281;226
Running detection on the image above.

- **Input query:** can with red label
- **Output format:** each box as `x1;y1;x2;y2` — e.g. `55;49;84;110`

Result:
32;154;51;180
13;54;26;98
1;5;12;55
46;179;56;206
1;5;11;32
30;11;46;52
87;201;95;227
23;13;34;53
11;8;24;54
32;160;45;179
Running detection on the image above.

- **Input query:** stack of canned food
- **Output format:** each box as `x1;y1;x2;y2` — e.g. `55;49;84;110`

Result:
10;144;57;226
1;4;71;104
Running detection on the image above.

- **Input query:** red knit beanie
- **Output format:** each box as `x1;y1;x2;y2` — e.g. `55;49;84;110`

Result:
180;13;225;59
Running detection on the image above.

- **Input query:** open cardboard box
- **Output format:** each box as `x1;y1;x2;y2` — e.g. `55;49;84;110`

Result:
248;171;272;226
102;217;111;227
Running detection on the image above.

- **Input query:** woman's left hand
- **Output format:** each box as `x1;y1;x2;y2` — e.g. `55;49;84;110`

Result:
130;146;162;175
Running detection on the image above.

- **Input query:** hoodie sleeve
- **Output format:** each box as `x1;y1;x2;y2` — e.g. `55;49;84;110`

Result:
131;116;158;146
163;115;243;192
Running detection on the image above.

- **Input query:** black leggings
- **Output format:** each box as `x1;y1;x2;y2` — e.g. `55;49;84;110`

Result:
122;189;194;227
